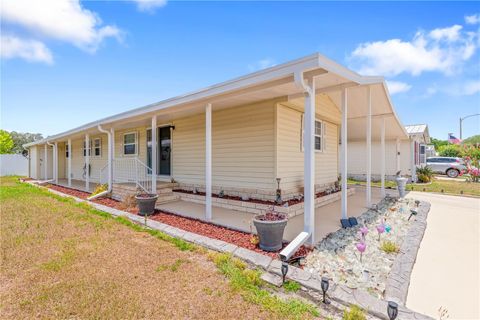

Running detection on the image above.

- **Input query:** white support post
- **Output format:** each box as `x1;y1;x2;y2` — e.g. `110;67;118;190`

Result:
205;103;212;221
340;88;348;220
151;116;157;193
303;77;316;243
85;134;90;191
366;86;372;208
54;142;58;184
410;139;416;183
380;118;386;197
396;138;401;173
68;139;72;187
44;144;48;180
111;128;115;182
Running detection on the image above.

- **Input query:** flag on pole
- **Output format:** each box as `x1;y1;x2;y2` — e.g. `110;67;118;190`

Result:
448;133;461;144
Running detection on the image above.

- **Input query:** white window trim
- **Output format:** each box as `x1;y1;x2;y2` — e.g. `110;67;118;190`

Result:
301;114;326;153
93;137;102;158
123;132;138;156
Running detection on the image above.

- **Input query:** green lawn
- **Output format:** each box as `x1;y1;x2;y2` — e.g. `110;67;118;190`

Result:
0;177;323;320
348;177;480;197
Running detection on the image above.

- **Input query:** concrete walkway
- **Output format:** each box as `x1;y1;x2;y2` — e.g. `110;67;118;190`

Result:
406;192;480;320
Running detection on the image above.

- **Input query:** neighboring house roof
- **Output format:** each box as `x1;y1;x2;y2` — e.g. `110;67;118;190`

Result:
404;124;430;143
25;52;409;147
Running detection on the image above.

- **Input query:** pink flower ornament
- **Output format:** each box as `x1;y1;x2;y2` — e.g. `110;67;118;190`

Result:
356;242;367;262
376;224;385;240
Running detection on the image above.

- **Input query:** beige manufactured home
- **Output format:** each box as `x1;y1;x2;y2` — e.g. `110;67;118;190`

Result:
25;53;408;244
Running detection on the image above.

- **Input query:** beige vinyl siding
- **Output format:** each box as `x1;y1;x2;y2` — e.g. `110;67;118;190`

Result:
38;145;53;180
172;100;276;190
69;134;108;182
29;146;38;179
276;93;341;194
57;143;65;179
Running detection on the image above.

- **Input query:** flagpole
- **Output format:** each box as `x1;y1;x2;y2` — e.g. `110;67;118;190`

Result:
460;114;480;140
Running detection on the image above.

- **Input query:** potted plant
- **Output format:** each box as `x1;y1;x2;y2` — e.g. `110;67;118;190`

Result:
135;193;158;216
253;206;287;252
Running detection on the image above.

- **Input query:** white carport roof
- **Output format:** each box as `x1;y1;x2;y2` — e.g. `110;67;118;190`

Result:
25;53;408;147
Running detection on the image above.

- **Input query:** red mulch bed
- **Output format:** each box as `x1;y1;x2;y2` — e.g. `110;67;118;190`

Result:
44;184;312;259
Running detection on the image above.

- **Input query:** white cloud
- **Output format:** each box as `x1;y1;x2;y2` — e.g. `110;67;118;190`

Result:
465;14;480;25
134;0;167;13
351;24;478;77
248;58;276;71
1;34;53;64
1;0;121;54
429;25;462;42
459;80;480;95
386;80;412;95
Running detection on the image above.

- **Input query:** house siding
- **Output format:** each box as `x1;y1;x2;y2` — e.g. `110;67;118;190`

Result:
276;93;341;198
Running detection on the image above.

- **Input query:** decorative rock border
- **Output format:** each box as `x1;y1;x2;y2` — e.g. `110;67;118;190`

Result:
30;181;432;320
385;201;431;305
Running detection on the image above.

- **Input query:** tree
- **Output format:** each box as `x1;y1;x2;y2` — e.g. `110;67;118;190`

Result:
462;135;480;146
430;137;449;150
0;130;14;154
438;144;461;157
9;131;43;154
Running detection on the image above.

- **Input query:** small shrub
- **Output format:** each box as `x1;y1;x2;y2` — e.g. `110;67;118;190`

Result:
416;166;433;183
380;240;400;254
283;280;301;293
119;194;136;210
438;144;461;158
343;305;366;320
91;183;108;196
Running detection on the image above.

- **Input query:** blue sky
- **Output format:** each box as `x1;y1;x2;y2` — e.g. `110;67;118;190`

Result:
1;1;479;140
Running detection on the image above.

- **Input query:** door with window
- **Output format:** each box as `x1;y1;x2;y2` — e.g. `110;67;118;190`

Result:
147;127;171;176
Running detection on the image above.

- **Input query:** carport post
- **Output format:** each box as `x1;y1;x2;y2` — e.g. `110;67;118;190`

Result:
151;116;157;193
111;128;115;182
380;118;386;197
54;142;58;184
366;86;372;207
85;134;90;191
205;103;212;221
44;144;48;180
68;139;72;187
340;87;348;219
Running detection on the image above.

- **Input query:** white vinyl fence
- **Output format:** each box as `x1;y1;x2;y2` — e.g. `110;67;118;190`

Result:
0;154;29;176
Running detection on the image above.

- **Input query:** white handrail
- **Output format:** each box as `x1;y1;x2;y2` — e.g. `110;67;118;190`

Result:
113;158;153;194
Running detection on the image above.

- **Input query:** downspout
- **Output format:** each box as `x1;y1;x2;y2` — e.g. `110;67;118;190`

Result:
87;125;112;200
279;70;314;262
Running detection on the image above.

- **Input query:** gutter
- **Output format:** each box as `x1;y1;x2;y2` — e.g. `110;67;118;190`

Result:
87;125;112;201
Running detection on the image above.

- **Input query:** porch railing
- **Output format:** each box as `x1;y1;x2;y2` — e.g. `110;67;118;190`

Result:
113;158;153;194
99;164;108;185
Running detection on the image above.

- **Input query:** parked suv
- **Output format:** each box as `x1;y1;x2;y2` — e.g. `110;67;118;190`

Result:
426;157;467;178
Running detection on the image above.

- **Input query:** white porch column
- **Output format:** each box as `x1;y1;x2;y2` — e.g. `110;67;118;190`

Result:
44;144;48;180
303;78;316;243
67;139;72;187
85;134;90;191
54;142;58;184
396;138;401;173
151;116;157;193
111;128;115;183
410;139;416;182
366;86;372;207
205;103;212;221
340;88;348;220
380;118;386;197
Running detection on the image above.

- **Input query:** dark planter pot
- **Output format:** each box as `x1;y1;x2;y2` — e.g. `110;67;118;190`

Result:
253;216;287;252
135;194;158;216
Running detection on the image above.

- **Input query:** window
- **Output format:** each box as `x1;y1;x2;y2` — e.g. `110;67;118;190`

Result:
301;115;325;152
65;143;69;158
83;140;91;157
123;132;137;155
93;138;101;157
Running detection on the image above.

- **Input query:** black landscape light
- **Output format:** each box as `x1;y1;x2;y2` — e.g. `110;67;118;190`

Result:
281;261;288;284
387;301;398;320
408;209;418;221
415;200;420;207
321;277;330;304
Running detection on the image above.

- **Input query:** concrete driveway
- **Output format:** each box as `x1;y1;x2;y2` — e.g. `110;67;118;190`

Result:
406;192;480;320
